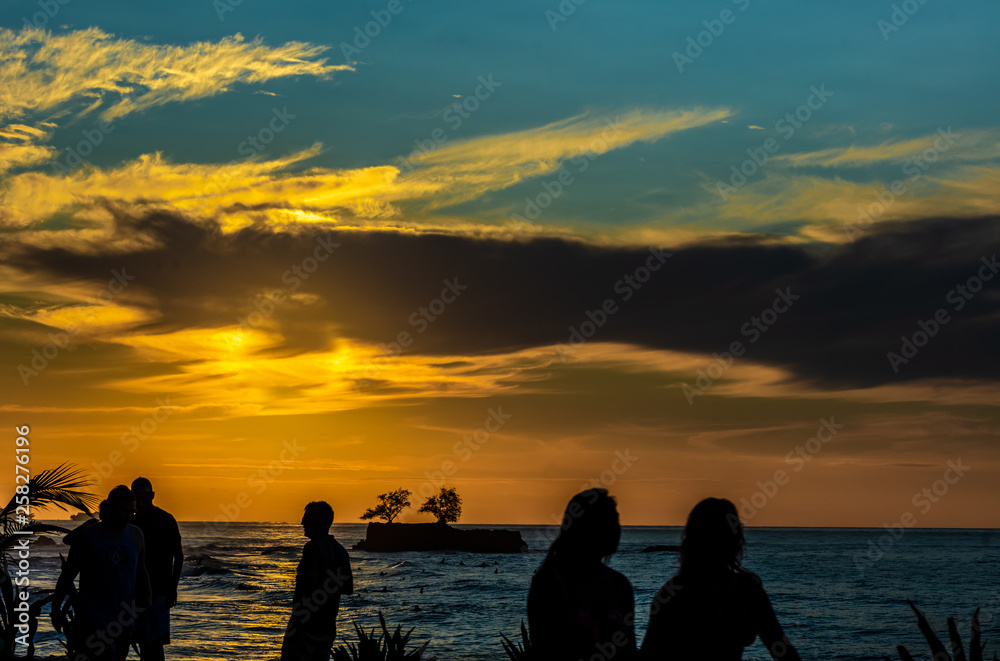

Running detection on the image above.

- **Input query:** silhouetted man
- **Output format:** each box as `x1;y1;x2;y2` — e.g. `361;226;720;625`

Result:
130;477;183;661
53;485;152;661
281;501;354;661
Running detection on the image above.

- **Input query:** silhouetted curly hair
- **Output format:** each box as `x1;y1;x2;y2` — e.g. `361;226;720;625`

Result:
543;488;621;566
304;501;334;530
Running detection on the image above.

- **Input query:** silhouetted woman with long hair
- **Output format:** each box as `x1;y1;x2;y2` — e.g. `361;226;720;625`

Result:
639;498;801;660
527;488;637;661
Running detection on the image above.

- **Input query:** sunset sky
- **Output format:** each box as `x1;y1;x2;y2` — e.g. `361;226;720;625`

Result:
2;1;998;527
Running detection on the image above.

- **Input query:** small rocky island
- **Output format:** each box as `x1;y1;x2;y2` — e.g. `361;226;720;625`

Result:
354;522;527;553
353;487;528;552
642;544;681;553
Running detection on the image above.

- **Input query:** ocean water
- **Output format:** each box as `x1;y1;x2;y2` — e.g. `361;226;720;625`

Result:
23;523;1000;660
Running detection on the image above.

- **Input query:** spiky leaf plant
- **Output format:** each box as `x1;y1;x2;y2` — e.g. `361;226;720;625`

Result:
333;610;431;661
885;601;998;661
499;620;531;661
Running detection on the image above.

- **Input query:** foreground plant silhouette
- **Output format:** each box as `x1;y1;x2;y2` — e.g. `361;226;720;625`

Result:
332;611;431;661
499;620;530;661
0;463;96;659
886;601;998;661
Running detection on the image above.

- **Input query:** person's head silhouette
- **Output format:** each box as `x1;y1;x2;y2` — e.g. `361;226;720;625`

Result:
679;497;745;577
301;501;334;539
546;488;621;566
130;476;155;514
101;485;136;532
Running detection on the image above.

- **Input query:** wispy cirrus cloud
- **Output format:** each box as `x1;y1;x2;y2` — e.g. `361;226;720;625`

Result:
771;128;1000;168
705;165;1000;243
0;143;329;228
0;27;350;122
0;107;731;231
0;122;56;175
406;107;733;208
674;126;1000;242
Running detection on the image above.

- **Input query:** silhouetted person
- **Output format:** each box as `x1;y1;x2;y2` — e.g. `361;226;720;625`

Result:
527;488;637;661
53;485;152;661
281;501;354;661
639;498;801;661
130;477;183;661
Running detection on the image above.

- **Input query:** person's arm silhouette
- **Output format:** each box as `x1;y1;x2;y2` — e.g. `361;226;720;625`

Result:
526;568;560;657
133;525;152;611
51;537;84;633
637;582;675;660
751;579;801;661
169;517;183;607
619;574;638;660
336;544;354;596
293;540;320;604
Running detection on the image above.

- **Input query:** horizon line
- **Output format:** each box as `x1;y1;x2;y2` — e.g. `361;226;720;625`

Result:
42;519;1000;531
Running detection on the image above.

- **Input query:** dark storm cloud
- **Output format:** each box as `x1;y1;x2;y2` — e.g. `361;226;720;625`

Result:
6;212;999;387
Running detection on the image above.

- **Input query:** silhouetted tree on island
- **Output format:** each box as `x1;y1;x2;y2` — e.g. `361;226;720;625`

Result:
359;489;411;524
418;487;462;524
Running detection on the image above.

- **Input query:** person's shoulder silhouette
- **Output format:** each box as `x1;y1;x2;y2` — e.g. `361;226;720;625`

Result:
527;488;637;661
639;497;801;661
